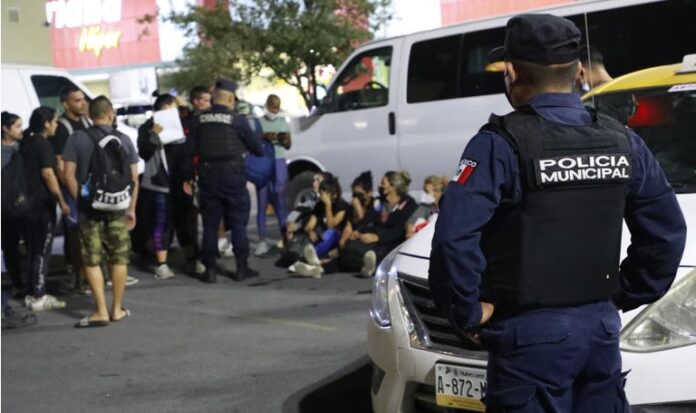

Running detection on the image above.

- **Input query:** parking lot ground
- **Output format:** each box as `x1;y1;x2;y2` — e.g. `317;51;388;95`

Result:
2;247;373;413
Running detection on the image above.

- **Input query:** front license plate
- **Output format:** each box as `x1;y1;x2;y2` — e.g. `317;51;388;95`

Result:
435;363;487;411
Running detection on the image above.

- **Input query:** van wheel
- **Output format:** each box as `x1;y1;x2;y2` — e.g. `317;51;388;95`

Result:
287;171;315;209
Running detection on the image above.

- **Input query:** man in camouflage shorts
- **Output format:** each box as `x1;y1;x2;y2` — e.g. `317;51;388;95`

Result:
63;96;140;327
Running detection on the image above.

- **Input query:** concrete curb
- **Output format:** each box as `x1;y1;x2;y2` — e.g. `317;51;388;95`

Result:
282;355;373;413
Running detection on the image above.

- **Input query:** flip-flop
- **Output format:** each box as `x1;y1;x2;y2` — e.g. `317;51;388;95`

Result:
74;317;109;328
110;308;131;322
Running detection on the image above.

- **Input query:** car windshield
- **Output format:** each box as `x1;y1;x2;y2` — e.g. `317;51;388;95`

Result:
593;87;696;194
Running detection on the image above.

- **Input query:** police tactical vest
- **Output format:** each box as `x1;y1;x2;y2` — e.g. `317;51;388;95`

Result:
480;106;632;312
196;109;245;163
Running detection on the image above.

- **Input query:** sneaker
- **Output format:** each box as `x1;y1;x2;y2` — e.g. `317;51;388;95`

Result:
288;262;298;273
195;260;206;275
294;262;323;279
2;307;37;329
24;295;35;308
303;244;322;266
360;250;377;278
254;240;271;257
126;275;139;286
30;294;67;312
154;264;175;280
219;239;234;257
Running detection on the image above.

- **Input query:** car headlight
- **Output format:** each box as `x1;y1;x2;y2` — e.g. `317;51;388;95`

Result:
620;269;696;352
370;247;400;328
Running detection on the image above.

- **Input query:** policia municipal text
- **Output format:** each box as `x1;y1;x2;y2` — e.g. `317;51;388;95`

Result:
429;14;687;412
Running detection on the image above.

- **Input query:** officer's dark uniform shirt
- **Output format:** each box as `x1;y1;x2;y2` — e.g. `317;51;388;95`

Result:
186;104;263;176
429;93;687;329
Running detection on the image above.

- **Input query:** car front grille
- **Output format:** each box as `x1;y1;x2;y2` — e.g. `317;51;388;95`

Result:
398;273;484;355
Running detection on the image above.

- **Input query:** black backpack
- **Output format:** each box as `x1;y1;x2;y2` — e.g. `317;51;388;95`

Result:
84;128;133;212
1;150;33;217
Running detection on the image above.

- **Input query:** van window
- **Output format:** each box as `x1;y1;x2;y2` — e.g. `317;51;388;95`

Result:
459;27;506;98
30;75;87;114
324;46;392;113
407;35;462;103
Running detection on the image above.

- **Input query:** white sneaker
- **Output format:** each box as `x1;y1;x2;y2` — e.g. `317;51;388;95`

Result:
303;244;321;266
154;264;175;280
293;262;323;279
288;262;298;273
24;295;36;308
360;250;377;278
30;294;67;312
195;260;206;275
254;240;271;256
219;239;234;257
107;275;139;287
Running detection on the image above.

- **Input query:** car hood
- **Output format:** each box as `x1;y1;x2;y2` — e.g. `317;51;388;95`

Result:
400;192;694;269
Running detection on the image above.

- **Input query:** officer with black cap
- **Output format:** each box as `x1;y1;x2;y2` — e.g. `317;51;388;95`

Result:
187;79;264;283
429;14;686;412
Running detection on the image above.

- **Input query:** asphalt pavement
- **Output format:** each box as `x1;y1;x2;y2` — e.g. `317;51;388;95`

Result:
1;238;374;413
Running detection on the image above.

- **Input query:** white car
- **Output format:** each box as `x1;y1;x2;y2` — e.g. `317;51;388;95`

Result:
367;59;696;412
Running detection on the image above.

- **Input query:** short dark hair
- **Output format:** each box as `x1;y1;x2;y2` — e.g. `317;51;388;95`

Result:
154;93;177;111
89;95;114;120
28;106;56;134
319;176;342;198
59;85;83;103
580;45;605;66
189;86;210;103
511;58;579;89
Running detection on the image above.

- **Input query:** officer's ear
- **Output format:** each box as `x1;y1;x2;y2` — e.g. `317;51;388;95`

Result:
504;61;517;84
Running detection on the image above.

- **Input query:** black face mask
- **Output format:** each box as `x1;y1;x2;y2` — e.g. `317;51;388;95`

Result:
378;187;386;198
353;192;366;204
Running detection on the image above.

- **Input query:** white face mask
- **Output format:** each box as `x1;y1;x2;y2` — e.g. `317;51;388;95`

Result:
265;110;278;120
420;192;436;205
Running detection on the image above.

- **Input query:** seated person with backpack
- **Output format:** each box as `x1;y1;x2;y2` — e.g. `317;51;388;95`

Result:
293;176;350;278
63;96;140;328
340;171;417;278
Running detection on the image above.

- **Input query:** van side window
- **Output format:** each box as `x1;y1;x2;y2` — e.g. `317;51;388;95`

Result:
324;46;392;113
30;75;87;113
459;27;506;98
407;35;462;104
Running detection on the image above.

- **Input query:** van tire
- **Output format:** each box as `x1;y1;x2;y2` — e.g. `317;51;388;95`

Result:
287;171;315;209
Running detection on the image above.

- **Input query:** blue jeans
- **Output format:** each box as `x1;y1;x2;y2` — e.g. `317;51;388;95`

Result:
480;300;630;413
256;158;288;239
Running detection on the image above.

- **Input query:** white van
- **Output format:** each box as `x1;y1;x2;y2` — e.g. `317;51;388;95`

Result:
1;63;140;169
285;0;695;204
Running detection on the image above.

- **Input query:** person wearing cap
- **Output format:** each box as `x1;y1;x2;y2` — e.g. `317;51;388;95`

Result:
428;13;686;412
186;79;264;283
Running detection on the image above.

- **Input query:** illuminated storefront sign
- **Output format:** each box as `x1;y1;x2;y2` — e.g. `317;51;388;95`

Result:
46;0;161;69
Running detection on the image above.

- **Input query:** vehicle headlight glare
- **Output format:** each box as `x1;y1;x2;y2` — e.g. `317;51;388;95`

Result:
370;248;399;328
621;269;696;352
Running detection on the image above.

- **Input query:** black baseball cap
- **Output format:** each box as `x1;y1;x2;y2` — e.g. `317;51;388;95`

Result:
215;79;238;93
488;13;581;65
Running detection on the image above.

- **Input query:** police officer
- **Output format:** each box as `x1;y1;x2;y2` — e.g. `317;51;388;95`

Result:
188;79;264;283
429;14;686;412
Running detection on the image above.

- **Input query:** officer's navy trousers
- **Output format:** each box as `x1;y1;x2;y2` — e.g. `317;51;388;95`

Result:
199;166;250;265
480;300;630;413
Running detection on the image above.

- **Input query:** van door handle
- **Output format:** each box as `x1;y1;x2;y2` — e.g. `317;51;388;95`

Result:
388;112;396;135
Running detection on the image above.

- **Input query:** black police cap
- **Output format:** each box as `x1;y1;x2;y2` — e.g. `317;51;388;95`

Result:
215;79;238;93
488;13;581;65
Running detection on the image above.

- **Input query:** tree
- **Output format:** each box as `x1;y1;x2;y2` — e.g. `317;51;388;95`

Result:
148;0;391;108
234;0;392;109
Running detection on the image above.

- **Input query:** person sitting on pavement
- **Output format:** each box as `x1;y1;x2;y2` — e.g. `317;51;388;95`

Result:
405;175;447;238
339;171;417;277
293;176;350;278
137;93;188;280
20;107;70;312
63;96;140;327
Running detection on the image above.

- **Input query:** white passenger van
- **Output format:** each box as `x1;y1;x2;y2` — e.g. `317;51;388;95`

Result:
1;64;140;169
285;0;695;205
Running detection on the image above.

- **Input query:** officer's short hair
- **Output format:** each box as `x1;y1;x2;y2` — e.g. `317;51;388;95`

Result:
89;95;114;120
511;58;579;89
59;85;83;103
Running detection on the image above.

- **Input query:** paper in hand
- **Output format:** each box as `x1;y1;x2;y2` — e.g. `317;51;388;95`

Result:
153;107;185;145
